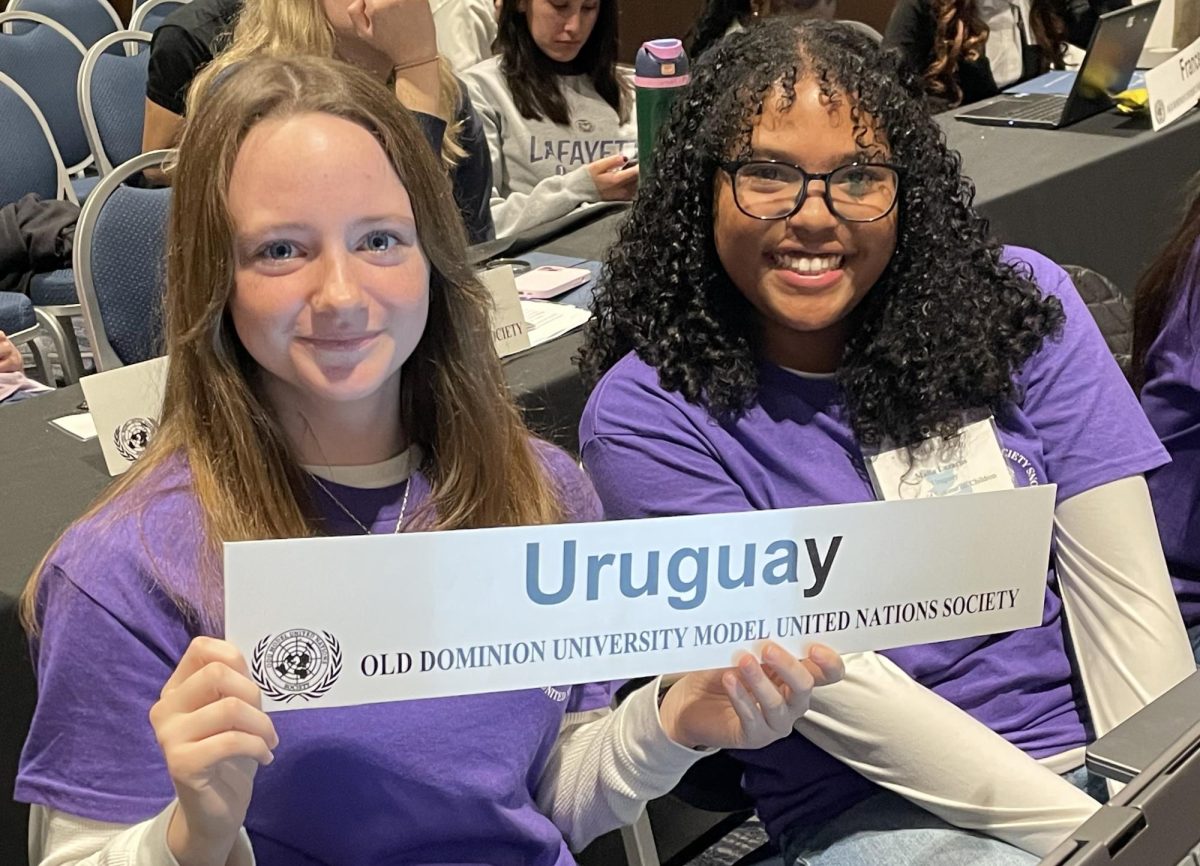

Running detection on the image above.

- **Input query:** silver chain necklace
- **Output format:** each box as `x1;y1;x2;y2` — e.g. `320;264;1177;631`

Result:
311;474;411;535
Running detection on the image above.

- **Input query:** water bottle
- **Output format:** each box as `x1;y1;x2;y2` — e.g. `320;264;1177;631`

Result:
634;38;690;180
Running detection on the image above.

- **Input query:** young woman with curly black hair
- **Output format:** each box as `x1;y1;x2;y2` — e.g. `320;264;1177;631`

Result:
884;0;1128;108
1134;172;1200;663
578;19;1193;866
461;0;637;238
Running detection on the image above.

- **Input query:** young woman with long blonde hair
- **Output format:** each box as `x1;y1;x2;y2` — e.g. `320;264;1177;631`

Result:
146;0;496;242
17;55;841;865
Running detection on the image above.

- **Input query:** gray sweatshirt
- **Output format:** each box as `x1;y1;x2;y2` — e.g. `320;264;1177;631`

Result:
461;56;637;238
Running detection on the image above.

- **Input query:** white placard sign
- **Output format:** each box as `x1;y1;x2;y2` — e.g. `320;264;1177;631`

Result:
225;485;1056;712
1146;35;1200;131
476;265;531;357
78;355;168;475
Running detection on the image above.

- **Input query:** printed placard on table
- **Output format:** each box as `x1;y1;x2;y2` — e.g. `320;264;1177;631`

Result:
225;485;1057;712
78;355;168;475
476;265;531;357
1146;34;1200;131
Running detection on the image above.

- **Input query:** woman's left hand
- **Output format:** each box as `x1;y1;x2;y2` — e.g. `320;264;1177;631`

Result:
658;642;844;750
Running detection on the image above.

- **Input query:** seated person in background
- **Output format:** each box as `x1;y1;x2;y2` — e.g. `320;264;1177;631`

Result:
142;0;238;181
145;0;496;244
16;54;843;866
884;0;1129;108
0;331;50;403
462;0;637;239
432;0;499;72
0;332;21;374
688;0;841;59
578;19;1193;866
1134;173;1200;662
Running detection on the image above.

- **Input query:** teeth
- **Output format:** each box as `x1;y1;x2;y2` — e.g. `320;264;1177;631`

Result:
773;253;843;274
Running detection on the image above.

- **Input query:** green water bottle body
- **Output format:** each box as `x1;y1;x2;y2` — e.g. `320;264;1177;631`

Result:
633;39;691;181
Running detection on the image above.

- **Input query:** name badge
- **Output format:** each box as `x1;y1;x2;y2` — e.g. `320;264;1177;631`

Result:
865;416;1013;501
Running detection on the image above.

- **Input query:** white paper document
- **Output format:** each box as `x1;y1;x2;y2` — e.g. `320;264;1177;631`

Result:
521;300;593;348
225;485;1057;712
79;356;168;475
49;412;98;441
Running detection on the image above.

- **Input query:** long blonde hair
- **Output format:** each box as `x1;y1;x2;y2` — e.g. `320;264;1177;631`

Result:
203;0;466;166
22;56;562;634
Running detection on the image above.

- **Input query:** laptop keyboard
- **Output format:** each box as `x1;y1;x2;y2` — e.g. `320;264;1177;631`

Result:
998;95;1068;122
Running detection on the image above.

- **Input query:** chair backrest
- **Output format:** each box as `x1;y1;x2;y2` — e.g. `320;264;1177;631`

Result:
1062;264;1135;379
8;0;120;48
78;31;153;176
130;0;189;34
75;150;173;371
0;12;90;174
0;71;73;205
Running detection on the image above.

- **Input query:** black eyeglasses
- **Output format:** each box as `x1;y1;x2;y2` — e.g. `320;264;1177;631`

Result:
720;160;901;223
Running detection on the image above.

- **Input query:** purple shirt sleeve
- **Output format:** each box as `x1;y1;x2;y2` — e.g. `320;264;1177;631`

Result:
16;561;187;822
1010;248;1168;501
580;368;756;521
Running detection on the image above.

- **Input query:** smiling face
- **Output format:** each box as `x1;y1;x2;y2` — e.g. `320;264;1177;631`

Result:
714;78;898;373
226;111;430;425
520;0;599;63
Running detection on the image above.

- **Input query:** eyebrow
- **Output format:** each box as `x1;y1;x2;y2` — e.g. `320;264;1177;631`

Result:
748;148;879;165
235;215;417;245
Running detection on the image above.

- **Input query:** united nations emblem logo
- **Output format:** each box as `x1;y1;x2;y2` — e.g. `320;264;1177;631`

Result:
251;629;342;704
1154;99;1166;126
114;417;157;462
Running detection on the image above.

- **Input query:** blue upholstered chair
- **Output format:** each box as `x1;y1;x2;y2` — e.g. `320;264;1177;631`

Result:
78;31;153;176
75;151;173;371
0;12;91;177
8;0;120;49
130;0;189;35
0;70;73;205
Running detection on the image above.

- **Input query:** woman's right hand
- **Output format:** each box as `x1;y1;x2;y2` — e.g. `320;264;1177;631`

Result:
150;637;279;866
588;154;639;201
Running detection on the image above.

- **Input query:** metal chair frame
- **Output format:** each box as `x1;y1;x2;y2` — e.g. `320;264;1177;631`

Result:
3;320;52;385
0;69;76;204
77;30;152;176
130;0;190;33
8;0;121;47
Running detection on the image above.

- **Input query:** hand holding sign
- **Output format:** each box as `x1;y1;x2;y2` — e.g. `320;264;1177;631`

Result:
150;637;278;865
659;641;844;749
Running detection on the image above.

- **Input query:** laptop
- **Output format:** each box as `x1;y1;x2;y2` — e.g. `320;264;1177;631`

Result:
955;1;1159;129
1086;668;1200;784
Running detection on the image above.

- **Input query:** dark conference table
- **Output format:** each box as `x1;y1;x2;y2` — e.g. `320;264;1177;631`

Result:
2;105;1199;861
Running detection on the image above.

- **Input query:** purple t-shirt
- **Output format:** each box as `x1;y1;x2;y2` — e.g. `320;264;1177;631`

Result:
1140;239;1200;628
17;441;611;866
579;247;1167;840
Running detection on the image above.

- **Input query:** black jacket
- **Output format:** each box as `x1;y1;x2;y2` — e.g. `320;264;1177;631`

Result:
0;194;79;295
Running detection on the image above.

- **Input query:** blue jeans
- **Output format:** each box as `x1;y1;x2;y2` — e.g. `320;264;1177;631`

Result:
761;766;1107;866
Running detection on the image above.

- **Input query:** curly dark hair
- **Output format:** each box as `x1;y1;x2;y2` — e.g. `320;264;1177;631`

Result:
926;0;1069;107
579;19;1065;448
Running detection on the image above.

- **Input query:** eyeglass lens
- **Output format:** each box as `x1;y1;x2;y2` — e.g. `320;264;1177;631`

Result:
734;163;898;221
